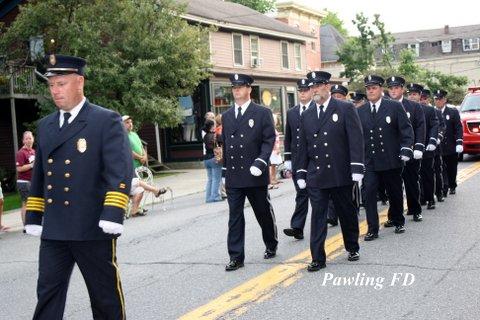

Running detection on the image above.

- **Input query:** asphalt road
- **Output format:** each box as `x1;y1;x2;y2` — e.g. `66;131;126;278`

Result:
1;157;479;320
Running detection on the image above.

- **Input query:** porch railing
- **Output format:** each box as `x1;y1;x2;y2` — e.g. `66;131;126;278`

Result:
0;65;37;96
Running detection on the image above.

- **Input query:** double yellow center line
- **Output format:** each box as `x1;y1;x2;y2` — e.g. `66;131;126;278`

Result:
180;162;480;320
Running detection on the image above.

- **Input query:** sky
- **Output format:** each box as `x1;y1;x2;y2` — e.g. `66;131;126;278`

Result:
275;0;480;35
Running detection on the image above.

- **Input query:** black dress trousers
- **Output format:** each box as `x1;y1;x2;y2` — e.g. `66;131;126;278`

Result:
289;174;310;231
402;159;422;215
420;157;435;202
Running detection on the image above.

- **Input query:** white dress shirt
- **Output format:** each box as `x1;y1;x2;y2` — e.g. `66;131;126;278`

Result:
59;96;86;127
235;100;251;118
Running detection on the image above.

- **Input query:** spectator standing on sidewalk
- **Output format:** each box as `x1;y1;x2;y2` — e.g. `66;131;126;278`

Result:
0;184;8;232
203;119;223;202
269;114;282;189
16;131;36;229
123;115;147;169
215;114;227;199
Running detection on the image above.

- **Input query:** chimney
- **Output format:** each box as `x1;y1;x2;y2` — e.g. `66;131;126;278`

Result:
444;25;449;34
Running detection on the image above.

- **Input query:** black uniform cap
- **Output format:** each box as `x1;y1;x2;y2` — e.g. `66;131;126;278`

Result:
364;75;384;87
421;89;431;98
350;91;366;101
229;73;254;86
330;84;348;96
406;83;424;94
297;78;310;89
44;54;86;77
386;76;406;87
433;89;448;99
307;71;331;84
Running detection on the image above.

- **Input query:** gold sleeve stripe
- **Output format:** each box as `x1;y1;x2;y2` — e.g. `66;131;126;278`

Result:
106;191;129;200
27;196;45;201
26;205;45;212
104;199;128;207
27;198;45;203
104;202;128;210
105;195;129;203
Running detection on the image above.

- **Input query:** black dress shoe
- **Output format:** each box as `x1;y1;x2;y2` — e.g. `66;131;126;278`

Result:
327;218;338;227
443;191;448;198
307;261;326;272
283;228;304;240
225;260;244;271
364;232;378;241
427;201;435;210
437;195;444;202
383;220;395;227
348;251;360;261
420;201;427;206
264;248;277;259
395;225;406;233
413;213;423;222
449;188;456;195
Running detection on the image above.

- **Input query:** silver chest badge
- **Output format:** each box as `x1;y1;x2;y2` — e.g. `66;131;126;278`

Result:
332;113;338;122
446;115;450;120
386;116;391;124
77;138;87;153
249;119;254;128
406;112;411;119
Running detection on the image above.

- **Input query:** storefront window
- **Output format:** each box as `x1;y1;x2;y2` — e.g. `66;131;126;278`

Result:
260;86;283;133
167;95;202;144
212;84;234;115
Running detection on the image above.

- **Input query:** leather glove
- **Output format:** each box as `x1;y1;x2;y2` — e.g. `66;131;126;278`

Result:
456;145;464;153
297;179;306;189
99;220;124;235
284;160;292;171
400;155;410;162
250;166;262;177
352;173;364;182
425;144;436;151
413;150;423;160
25;224;42;236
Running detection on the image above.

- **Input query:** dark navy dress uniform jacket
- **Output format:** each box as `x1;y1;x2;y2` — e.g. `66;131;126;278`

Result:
296;98;365;189
222;102;276;188
402;98;426;152
441;106;463;156
357;99;414;171
25;101;133;241
421;104;439;159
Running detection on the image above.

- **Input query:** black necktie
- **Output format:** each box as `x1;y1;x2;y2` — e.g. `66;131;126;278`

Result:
302;105;306;112
371;104;376;117
236;106;242;121
61;112;71;130
318;105;324;120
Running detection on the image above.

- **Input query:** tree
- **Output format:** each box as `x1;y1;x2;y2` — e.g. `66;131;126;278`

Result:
321;10;348;37
0;0;212;127
227;0;276;13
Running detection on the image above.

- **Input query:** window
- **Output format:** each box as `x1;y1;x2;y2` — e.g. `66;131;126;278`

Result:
431;41;441;47
463;38;480;51
408;43;420;57
441;40;452;53
311;41;316;51
260;86;284;133
250;36;259;66
281;41;289;69
294;43;302;70
232;34;243;65
29;36;44;60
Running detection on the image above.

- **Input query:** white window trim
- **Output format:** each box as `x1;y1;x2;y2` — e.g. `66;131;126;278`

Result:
294;43;302;70
250;35;259;59
441;40;452;53
463;38;480;51
408;43;420;57
281;41;289;69
232;33;244;66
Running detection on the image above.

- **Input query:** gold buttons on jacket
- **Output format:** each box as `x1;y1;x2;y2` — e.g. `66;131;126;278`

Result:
47;198;53;204
64;201;69;206
65;173;71;178
48;158;53;164
64;187;70;192
47;185;52;190
65;159;71;165
47;171;52;176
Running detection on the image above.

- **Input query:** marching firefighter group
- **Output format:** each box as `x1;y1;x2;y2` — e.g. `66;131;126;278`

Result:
222;71;463;272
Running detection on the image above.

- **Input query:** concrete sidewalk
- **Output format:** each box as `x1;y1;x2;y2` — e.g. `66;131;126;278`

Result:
0;169;208;233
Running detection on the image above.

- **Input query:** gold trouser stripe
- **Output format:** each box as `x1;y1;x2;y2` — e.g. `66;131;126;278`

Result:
112;239;126;320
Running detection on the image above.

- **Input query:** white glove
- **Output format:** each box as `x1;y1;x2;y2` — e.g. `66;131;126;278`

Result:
400;155;410;162
456;145;464;153
250;166;262;177
297;179;306;189
413;150;423;160
436;138;441;145
425;144;436;151
284;160;292;171
99;220;124;235
222;177;226;185
25;224;42;236
352;173;364;182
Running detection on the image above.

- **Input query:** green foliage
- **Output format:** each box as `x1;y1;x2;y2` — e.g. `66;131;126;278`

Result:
321;10;348;37
227;0;276;13
0;0;213;127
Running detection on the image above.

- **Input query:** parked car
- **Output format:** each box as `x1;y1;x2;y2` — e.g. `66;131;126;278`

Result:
459;87;480;160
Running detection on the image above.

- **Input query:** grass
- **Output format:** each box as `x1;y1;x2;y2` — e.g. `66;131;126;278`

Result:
2;192;22;212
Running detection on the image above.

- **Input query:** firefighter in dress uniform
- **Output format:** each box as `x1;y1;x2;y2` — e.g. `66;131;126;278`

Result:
24;54;132;320
386;76;426;223
357;75;414;241
296;71;364;271
283;78;315;240
222;73;278;271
